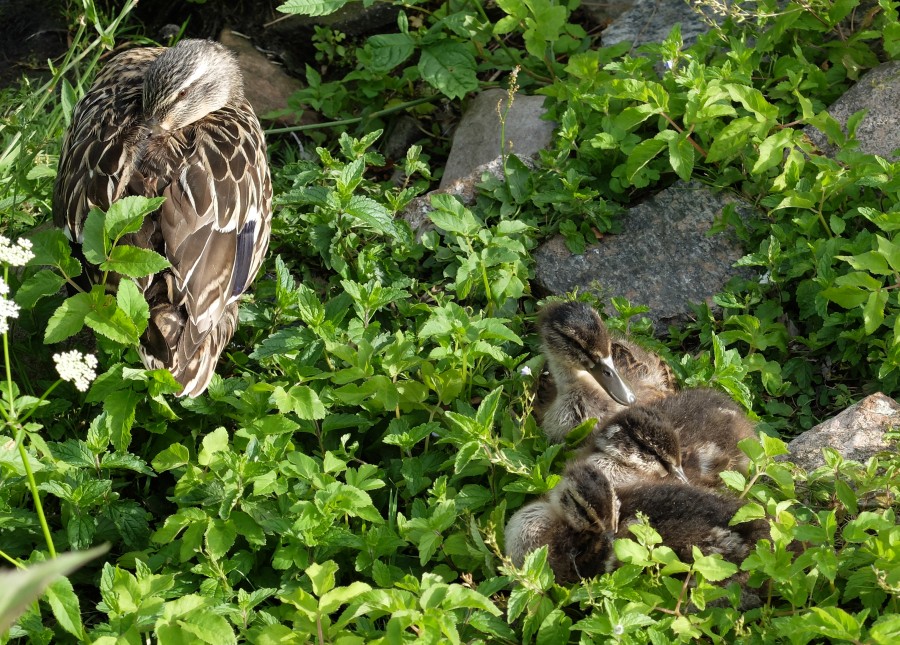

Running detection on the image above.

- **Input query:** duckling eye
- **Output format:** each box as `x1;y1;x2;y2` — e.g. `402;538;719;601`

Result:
177;88;189;99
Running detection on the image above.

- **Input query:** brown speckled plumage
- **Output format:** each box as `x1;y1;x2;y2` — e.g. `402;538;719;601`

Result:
53;39;272;396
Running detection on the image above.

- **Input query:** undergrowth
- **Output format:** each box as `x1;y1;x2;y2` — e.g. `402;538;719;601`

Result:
0;0;899;642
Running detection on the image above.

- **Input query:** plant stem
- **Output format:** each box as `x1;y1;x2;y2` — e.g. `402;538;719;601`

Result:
264;96;439;135
17;435;57;557
0;549;24;568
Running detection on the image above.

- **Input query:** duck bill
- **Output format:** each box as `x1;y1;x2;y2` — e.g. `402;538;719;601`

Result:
590;355;636;406
671;465;689;484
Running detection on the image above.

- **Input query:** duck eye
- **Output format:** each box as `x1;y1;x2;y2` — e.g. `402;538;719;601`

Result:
177;88;189;99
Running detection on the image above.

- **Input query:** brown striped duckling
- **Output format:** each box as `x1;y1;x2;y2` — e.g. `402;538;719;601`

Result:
581;388;755;489
537;301;676;443
505;458;768;584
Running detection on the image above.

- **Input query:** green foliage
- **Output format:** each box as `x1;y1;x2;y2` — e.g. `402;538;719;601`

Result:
3;0;900;642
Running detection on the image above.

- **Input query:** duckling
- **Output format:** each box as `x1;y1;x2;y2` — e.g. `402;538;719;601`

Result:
650;388;756;488
579;405;689;487
505;459;768;584
537;301;675;443
505;459;619;583
580;388;755;489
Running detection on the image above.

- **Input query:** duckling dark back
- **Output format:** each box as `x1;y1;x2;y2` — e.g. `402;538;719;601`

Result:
615;482;769;566
652;388;756;488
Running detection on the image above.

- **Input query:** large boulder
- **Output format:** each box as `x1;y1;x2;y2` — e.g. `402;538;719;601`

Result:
787;393;900;471
440;89;554;188
533;180;755;330
601;0;720;49
805;60;900;160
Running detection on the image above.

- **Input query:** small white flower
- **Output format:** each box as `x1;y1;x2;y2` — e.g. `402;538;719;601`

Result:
0;293;19;335
519;365;532;377
53;350;98;392
613;623;625;636
664;59;675;70
0;277;8;295
0;236;35;267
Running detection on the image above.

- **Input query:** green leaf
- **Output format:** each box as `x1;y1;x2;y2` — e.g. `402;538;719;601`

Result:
821;285;868;309
863;289;887;334
706;117;755;163
206;519;237;560
418;42;478;100
15;269;66;309
177;610;237;645
277;0;349;17
306;560;339;597
691;548;738;582
27;227;82;278
429;194;482;236
0;545;108;634
272;385;327;420
667;131;695;181
81;207;108;265
625;137;667;183
318;581;372;615
751;129;795;175
104;195;165;241
870;614;900;644
366;33;416;73
345;194;398;238
45;575;84;639
153;443;191;472
116;278;150;334
44;291;93;343
84;289;141;345
101;245;170;278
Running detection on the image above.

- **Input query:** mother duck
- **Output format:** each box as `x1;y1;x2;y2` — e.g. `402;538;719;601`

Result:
53;39;272;396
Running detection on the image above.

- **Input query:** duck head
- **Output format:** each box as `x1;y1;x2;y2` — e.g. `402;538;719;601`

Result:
538;301;636;405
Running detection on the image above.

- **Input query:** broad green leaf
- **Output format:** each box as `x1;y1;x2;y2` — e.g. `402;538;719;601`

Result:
863;289;887;334
306;560;339;597
116;278;150;334
27;227;81;278
198;427;230;466
691;549;738;582
625;137;667;183
667;131;695;181
84;291;141;345
206;519;237;560
870;614;900;644
272;384;327;420
706;117;755;163
105;196;165;241
176;610;237;645
82;207;108;265
44;291;93;343
318;581;372;615
0;545;108;634
751;129;795;175
15;269;66;308
45;575;84;639
366;33;416;73
821;285;868;309
277;0;348;16
345;194;398;238
101;245;170;278
418;42;478;100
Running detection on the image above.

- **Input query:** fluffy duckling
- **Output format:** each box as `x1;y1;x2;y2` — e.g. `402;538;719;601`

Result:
505;459;619;583
537;301;676;443
505;459;768;584
650;388;756;488
580;405;689;487
580;388;755;489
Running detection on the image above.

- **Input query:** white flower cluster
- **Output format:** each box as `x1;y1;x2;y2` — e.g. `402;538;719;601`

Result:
53;350;99;392
0;277;19;335
0;236;35;267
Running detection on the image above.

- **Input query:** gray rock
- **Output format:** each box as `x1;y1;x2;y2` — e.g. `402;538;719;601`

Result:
601;0;720;49
533;181;755;330
580;0;636;31
805;61;900;160
787;393;900;471
402;157;535;237
440;89;554;188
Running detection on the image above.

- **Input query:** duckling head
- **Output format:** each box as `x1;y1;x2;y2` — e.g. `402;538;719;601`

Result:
550;458;620;536
590;406;689;484
538;301;636;406
143;39;243;134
